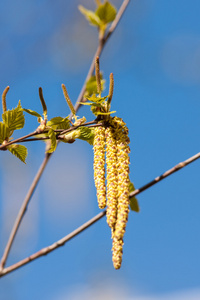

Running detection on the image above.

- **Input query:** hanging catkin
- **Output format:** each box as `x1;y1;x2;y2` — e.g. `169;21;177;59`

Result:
105;126;118;231
93;125;106;209
113;117;130;241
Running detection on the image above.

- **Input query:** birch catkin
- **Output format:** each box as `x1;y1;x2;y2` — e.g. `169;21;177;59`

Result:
93;126;106;209
114;117;130;240
105;126;118;230
112;235;124;270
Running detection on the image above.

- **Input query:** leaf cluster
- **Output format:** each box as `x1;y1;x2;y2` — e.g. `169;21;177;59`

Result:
0;99;27;163
79;1;117;37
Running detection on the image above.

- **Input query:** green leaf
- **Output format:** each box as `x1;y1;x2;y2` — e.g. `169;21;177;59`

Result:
23;108;42;118
47;117;70;130
46;128;57;153
8;144;28;163
0;122;9;143
85;74;105;96
79;5;101;27
77;127;95;145
129;181;140;212
2;100;25;131
95;1;117;24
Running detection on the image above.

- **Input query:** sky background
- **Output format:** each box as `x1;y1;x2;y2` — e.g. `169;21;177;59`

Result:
0;0;200;299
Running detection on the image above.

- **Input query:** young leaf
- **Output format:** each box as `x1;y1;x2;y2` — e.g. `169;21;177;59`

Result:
0;122;9;143
74;116;86;126
85;74;105;96
86;95;107;103
2;100;25;131
8;144;28;163
23;108;42;118
78;5;101;27
95;1;117;24
77;126;95;145
47;117;70;130
129;181;140;212
46;128;57;153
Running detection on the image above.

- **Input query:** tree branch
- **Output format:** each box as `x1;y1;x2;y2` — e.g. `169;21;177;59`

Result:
0;150;199;277
0;153;51;271
0;211;106;277
129;152;200;198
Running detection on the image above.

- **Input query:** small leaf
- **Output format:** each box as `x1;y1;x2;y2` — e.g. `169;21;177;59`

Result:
23;108;42;118
129;181;140;212
95;1;117;24
8;144;28;163
78;127;95;145
46;128;57;153
87;95;107;103
2;100;25;131
0;122;9;143
79;5;101;27
47;117;70;130
85;74;105;96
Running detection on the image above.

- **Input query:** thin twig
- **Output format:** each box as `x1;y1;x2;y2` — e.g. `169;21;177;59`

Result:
20;123;103;142
0;211;106;277
0;151;199;277
0;0;130;271
129;152;200;198
0;131;38;150
0;153;51;271
0;121;98;148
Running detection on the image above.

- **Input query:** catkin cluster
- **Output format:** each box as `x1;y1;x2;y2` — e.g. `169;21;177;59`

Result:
93;117;130;269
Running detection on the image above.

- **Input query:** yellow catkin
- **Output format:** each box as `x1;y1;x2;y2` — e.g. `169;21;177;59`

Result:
113;117;130;240
105;126;118;230
112;234;124;270
93;126;106;209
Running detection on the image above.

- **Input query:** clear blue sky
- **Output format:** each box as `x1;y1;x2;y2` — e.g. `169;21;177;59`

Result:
1;0;200;299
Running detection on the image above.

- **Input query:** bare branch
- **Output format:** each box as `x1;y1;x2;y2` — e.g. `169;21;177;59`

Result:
0;211;106;277
0;150;199;277
129;152;200;198
0;153;51;271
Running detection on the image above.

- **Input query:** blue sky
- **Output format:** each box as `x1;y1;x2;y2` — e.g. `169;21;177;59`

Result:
1;0;200;299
